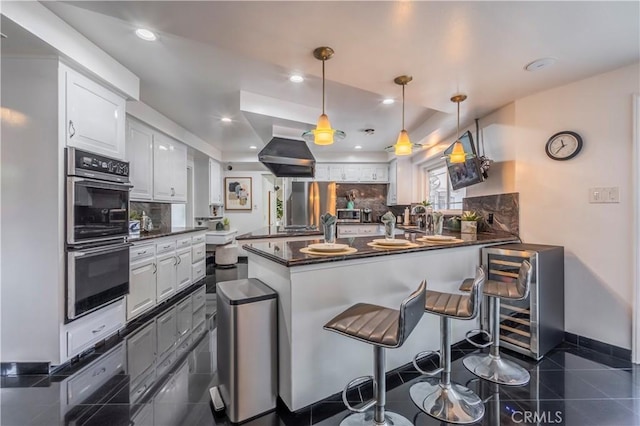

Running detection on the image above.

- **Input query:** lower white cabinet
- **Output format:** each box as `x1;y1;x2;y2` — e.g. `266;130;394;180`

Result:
65;299;125;359
192;260;206;282
156;252;177;302
157;307;177;359
176;248;192;291
128;256;157;321
176;297;192;343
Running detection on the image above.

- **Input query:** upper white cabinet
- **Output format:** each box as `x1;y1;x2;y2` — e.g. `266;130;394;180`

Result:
315;164;330;181
387;158;413;205
127;119;154;200
153;133;187;203
209;159;223;205
360;165;389;182
63;65;126;160
318;163;389;183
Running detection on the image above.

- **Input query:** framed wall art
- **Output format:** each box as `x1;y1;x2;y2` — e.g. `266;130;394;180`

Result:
224;177;252;211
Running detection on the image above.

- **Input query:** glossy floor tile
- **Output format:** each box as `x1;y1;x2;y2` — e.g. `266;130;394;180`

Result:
2;262;639;425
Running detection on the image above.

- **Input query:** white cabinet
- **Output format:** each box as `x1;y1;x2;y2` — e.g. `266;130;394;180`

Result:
209;159;223;205
65;299;125;359
63;65;126;160
156;252;177;303
315;164;330;181
128;257;157;321
361;164;389;182
387;158;413;205
156;307;177;359
176;247;192;291
176;297;193;342
329;164;360;182
127;119;154;200
153;133;188;203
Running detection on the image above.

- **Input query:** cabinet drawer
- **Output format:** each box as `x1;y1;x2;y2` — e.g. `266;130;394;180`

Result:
192;286;206;312
176;297;193;341
192;233;206;245
130;244;155;263
66;300;125;358
192;260;206;283
192;305;206;330
156;240;176;255
156;350;176;378
176;237;192;249
192;242;206;263
66;343;125;406
130;366;156;404
193;319;206;338
176;333;192;357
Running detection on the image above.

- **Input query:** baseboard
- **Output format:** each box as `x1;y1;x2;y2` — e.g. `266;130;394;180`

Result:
564;332;631;361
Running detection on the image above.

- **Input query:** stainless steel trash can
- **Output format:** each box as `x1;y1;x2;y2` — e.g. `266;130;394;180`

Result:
216;278;277;423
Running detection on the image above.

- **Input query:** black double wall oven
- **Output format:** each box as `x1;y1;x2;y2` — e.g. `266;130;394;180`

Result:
66;148;132;321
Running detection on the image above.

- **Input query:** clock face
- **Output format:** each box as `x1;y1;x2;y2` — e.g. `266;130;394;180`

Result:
545;131;583;160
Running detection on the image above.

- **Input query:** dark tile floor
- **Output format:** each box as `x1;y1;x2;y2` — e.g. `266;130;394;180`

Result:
2;261;639;425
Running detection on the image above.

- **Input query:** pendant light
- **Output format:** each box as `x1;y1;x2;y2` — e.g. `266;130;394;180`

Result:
446;94;475;163
394;75;413;155
302;47;345;146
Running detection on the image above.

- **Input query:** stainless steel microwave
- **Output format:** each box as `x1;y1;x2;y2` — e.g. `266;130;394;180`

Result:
336;209;362;223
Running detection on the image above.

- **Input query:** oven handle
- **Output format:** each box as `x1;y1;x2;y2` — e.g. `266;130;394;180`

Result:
70;176;133;190
72;242;133;257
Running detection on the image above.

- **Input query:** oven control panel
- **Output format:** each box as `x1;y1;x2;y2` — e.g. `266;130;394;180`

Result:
67;148;130;182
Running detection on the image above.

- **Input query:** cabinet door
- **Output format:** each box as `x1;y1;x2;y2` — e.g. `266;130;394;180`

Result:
176;248;192;291
359;165;374;182
344;165;361;182
156;252;177;302
128;258;157;320
329;165;345;181
127;119;154;201
65;67;126;159
387;160;398;205
315;164;330;181
209;159;223;205
153;133;174;201
171;142;188;202
176;297;192;341
374;165;389;182
127;321;156;382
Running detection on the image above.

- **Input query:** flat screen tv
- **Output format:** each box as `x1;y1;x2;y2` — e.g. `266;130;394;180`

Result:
444;130;485;190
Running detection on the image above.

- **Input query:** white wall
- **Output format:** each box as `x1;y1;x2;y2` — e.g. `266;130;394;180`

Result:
515;63;639;349
1;58;64;363
223;170;271;234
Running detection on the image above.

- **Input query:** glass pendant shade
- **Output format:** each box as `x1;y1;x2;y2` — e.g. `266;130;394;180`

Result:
449;140;467;163
394;129;413;155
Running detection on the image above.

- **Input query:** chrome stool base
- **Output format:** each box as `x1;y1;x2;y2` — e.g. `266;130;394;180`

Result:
340;411;414;426
410;379;485;424
463;353;530;386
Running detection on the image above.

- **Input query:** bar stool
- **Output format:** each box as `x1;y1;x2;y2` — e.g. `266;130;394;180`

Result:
409;267;486;424
462;260;533;386
324;281;426;426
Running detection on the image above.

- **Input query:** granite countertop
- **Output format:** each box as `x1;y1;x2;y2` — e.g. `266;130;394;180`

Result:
128;226;209;242
236;227;323;240
242;231;520;267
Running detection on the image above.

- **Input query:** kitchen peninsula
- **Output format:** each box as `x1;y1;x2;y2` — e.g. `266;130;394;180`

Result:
243;232;518;411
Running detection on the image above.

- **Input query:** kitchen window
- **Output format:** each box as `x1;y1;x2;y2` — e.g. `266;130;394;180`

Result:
423;163;465;211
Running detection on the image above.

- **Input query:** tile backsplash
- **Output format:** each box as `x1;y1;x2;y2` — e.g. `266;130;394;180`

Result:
335;184;388;222
130;202;171;231
462;192;519;235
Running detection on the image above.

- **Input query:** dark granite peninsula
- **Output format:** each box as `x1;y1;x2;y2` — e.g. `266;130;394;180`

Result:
244;231;519;411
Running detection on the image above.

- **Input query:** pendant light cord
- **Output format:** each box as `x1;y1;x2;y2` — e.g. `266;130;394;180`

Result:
402;84;405;130
456;100;460;139
322;59;325;115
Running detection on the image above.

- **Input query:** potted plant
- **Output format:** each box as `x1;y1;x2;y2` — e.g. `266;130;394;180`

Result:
129;211;141;233
222;217;230;231
276;198;283;226
460;211;482;234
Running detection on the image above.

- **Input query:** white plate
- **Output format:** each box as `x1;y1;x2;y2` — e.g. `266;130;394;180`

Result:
307;243;350;252
422;235;457;242
371;238;411;246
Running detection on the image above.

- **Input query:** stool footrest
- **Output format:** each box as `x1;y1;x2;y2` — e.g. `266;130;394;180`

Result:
413;351;443;377
465;329;493;348
342;375;375;413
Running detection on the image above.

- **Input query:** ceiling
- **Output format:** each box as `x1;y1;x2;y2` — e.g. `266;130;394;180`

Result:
15;2;640;155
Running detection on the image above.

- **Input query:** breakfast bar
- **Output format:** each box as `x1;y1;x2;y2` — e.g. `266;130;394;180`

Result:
243;232;518;411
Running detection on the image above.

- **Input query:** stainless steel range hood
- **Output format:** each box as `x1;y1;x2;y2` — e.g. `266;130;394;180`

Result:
258;137;316;177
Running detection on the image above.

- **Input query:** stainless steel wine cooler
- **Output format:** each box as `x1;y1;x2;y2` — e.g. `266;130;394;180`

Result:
482;243;564;360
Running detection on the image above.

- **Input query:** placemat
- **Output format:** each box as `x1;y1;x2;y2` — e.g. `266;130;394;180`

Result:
300;247;358;256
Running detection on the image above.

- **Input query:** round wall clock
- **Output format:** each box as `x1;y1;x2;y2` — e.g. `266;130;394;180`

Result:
545;131;583;161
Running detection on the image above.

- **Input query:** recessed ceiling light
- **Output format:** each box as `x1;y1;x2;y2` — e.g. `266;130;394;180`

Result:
135;28;157;41
221;117;232;123
524;57;557;72
382;98;395;105
289;74;304;83
249;145;257;150
354;145;362;150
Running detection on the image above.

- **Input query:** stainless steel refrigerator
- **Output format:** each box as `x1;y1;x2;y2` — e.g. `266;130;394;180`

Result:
285;181;336;228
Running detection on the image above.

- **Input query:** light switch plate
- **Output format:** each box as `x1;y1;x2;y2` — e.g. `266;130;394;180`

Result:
589;187;620;203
